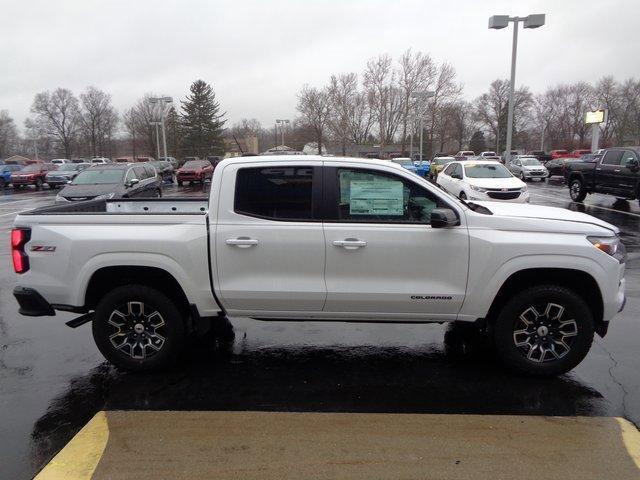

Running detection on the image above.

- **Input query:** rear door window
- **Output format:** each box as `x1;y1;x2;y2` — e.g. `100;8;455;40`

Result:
235;166;314;221
602;150;624;165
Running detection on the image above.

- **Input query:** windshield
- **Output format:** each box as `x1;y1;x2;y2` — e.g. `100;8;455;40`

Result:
183;161;203;168
465;163;512;178
521;158;542;166
435;158;454;165
72;169;123;185
19;164;41;172
392;159;413;166
57;164;82;171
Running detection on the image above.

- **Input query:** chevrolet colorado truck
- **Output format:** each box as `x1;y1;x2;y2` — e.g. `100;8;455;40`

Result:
12;156;626;376
565;147;640;203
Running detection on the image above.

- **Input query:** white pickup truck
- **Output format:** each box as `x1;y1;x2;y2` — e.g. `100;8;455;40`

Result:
11;156;626;376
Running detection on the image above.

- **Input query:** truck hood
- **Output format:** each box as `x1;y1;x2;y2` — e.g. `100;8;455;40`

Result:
469;201;619;234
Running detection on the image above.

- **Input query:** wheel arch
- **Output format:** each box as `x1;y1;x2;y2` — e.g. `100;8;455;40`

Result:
484;268;605;336
84;266;192;319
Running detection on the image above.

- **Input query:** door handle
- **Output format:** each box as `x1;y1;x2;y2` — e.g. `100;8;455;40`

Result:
614;169;621;173
595;168;602;171
333;239;367;249
226;237;258;248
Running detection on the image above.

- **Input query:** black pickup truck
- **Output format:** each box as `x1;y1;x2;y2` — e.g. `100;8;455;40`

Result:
565;147;640;203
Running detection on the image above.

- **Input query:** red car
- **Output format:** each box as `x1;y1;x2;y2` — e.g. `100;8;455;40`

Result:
549;149;570;159
11;163;57;190
176;159;213;186
569;149;592;158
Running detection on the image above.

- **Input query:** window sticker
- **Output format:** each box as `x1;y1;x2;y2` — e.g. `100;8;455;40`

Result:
349;179;404;215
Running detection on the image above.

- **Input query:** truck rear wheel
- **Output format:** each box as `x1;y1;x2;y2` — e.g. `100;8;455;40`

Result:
92;285;185;371
493;285;594;376
569;178;587;202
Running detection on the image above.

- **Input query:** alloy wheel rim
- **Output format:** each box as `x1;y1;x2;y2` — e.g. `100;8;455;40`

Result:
571;181;581;198
107;301;167;359
512;302;578;363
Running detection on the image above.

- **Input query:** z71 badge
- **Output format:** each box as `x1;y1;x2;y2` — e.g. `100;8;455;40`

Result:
30;246;56;252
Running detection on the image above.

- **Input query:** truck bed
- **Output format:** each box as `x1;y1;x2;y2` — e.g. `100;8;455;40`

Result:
22;198;209;215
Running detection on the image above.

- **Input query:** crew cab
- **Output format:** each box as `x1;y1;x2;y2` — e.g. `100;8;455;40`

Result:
12;156;626;376
565;147;640;203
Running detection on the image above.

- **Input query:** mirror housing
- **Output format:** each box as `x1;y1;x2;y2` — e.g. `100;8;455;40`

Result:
430;208;459;228
127;178;139;187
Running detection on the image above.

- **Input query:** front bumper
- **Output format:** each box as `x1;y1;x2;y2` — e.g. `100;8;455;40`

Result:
13;287;55;316
522;171;548;180
467;190;530;203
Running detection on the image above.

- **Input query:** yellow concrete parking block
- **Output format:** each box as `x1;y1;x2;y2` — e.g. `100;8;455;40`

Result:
35;411;640;480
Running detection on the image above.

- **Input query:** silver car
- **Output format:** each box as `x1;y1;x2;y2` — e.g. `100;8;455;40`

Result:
508;156;548;181
45;163;90;188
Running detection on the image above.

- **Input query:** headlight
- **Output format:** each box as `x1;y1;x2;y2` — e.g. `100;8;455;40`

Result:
520;184;528;192
588;236;627;263
469;185;487;192
94;193;115;200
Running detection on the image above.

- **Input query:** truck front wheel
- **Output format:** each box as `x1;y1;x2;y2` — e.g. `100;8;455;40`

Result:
569;178;587;202
493;285;594;376
92;285;185;371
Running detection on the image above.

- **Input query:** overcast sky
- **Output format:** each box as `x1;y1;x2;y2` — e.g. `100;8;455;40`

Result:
2;0;639;132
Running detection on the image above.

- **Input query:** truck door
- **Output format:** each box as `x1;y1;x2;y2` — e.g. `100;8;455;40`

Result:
596;149;624;194
321;164;469;321
620;150;640;197
214;162;326;315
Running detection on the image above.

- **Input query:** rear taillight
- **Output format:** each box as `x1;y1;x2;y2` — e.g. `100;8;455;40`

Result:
11;228;31;273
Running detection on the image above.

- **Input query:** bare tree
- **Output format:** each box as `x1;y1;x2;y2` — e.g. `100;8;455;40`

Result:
425;62;462;157
474;79;531;152
30;88;80;158
364;54;404;152
0;110;20;158
327;73;360;155
296;85;331;155
397;49;436;152
122;108;138;160
79;86;118;157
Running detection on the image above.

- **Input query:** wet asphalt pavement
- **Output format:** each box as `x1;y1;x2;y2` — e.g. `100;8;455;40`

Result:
1;179;639;479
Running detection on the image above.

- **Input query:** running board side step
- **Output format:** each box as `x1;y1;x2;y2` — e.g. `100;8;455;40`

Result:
66;312;94;328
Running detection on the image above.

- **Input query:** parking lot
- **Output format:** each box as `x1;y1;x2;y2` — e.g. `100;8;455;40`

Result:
1;179;639;479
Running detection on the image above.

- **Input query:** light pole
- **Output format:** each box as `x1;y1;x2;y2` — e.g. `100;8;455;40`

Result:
149;97;173;160
489;14;545;163
410;91;434;165
275;119;290;148
151;122;161;160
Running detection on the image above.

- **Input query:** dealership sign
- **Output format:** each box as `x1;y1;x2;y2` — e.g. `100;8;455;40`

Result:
585;109;606;124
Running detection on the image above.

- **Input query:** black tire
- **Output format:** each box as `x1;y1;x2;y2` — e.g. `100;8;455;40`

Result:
459;191;467;200
569;178;587;202
92;285;186;371
493;285;594;376
519;172;526;182
0;178;5;189
155;188;162;198
35;178;43;191
178;180;183;186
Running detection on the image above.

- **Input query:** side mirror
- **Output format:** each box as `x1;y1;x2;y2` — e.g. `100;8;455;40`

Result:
451;173;462;180
430;208;459;228
627;158;639;170
127;178;139;187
